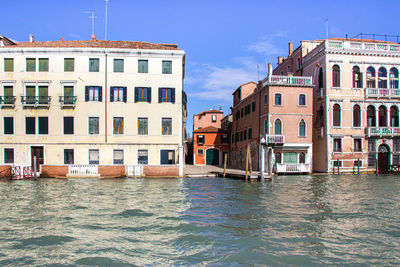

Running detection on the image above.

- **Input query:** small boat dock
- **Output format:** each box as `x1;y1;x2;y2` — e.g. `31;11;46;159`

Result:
184;165;271;181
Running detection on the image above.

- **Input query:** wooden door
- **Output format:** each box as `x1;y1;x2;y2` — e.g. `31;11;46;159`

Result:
31;146;44;171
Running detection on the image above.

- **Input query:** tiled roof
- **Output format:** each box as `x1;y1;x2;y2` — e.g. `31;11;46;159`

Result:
1;39;181;50
194;109;223;116
193;126;227;133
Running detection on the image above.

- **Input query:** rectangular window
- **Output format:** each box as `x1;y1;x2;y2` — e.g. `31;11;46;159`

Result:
4;117;13;135
138;118;148;135
333;160;343;167
393;154;399;165
64;149;74;164
63;117;74;135
26;58;36;72
89;58;99;72
197;149;204;156
275;93;282;105
241;108;243;117
248;128;252;139
368;154;376;166
113;59;124;72
64;58;74;72
4;58;13;72
162;118;172;135
354;138;362;152
138;150;148;165
244;129;247;140
113;149;124;164
26;85;36;104
85;86;102;102
39;58;49;72
89;149;99;165
264;94;268;105
368;139;376;152
284;152;298;163
63;86;74;104
333;138;342;152
113;117;124;135
354;160;363;167
197;135;205;145
4;148;14;164
162;60;172;74
135;87;151;103
25;117;35;134
221;135;228;144
38;86;49;104
110;87;126;102
158;88;175;103
89;117;99;135
38;117;48;135
160;149;175;164
138;60;148;73
252;102;256;112
212;115;217;122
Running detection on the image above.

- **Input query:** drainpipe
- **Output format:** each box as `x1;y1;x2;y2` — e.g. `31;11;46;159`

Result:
105;52;108;143
325;80;330;172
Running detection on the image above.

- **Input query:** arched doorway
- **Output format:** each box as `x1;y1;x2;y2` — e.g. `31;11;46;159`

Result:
206;148;219;165
378;144;390;173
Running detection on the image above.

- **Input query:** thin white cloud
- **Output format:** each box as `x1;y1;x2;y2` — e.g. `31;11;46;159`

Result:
247;37;285;56
69;33;80;39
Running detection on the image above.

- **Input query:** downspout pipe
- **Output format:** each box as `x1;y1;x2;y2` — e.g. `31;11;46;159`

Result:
105;52;108;143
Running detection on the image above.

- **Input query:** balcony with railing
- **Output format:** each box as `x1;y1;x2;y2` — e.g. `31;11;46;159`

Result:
262;75;313;87
21;96;51;108
0;96;16;107
275;163;311;174
59;96;77;108
264;135;285;146
365;88;400;98
366;127;400;137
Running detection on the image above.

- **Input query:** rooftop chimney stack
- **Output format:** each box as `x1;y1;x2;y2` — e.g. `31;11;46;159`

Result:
29;34;35;43
289;42;293;56
278;56;283;64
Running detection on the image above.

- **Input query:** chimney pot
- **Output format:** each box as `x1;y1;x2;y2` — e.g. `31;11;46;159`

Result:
289;42;293;56
268;63;272;77
278;56;283;64
29;34;35;43
60;37;64;41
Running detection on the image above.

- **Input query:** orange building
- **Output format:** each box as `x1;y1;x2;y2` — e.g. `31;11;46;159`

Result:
193;126;229;165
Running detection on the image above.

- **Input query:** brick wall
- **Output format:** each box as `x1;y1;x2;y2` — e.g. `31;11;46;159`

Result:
143;165;179;177
41;165;68;178
0;165;11;178
98;166;126;178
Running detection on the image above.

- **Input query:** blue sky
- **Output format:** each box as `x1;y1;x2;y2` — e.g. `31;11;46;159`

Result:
3;0;400;135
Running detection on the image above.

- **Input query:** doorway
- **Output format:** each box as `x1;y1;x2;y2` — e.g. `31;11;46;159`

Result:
206;148;219;165
31;146;44;171
378;144;390;173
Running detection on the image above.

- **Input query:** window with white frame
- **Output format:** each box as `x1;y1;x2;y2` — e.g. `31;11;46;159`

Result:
89;149;99;165
113;149;124;164
138;150;148;164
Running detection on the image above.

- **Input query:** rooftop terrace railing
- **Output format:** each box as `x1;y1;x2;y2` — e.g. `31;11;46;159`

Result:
262;75;313;87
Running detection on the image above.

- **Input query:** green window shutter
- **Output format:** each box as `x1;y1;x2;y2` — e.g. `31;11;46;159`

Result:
64;58;74;72
147;88;151;103
110;87;114;102
114;59;124;72
299;120;306;137
98;86;102;102
39;58;49;72
162;60;172;74
171;88;175;103
4;58;13;72
89;58;99;72
158;88;162;103
138;60;148;73
284;152;298;163
26;58;36;72
274;119;282;135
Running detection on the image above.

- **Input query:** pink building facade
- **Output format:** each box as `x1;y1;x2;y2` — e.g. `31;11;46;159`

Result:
230;76;313;174
193;109;223;131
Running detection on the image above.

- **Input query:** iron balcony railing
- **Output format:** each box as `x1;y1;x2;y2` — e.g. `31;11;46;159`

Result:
365;88;400;98
275;163;311;173
366;127;400;137
265;134;285;145
0;96;16;107
262;75;313;87
59;96;77;108
21;96;51;107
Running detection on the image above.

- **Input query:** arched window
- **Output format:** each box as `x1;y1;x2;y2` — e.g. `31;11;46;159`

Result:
367;105;376;127
378;67;387;88
275;152;281;164
318;68;323;89
366;67;376;88
352;66;362;88
275;93;282;105
353;104;361;127
390;68;399;89
299;94;306;106
299;152;305;164
299;119;306;137
333;104;341;127
379;106;387;127
332;65;340;87
390;106;399;127
274;119;282;135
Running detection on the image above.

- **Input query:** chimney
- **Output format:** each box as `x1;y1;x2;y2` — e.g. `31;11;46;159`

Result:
278;56;283;64
60;37;64;41
288;42;293;56
91;34;97;41
29;34;35;43
268;63;272;77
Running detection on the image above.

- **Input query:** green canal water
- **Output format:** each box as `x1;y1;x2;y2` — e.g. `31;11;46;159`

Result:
0;174;399;266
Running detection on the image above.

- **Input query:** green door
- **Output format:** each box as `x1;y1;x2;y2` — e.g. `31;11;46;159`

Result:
206;149;219;165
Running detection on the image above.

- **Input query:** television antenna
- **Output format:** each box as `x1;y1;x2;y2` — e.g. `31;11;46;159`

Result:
85;10;97;37
105;0;109;40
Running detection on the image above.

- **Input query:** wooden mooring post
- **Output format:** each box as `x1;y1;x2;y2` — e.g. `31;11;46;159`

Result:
223;153;227;178
337;159;340;175
245;145;250;181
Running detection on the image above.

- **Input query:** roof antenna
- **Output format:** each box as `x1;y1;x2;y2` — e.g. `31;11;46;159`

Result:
325;18;329;40
105;0;109;40
85;10;97;39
